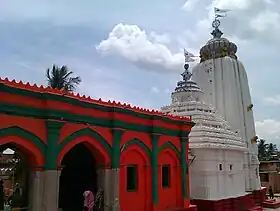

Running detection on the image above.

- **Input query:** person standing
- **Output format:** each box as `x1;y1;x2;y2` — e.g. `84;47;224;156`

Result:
83;190;94;211
269;185;274;199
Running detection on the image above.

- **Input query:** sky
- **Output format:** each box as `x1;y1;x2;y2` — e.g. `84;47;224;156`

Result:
1;0;280;146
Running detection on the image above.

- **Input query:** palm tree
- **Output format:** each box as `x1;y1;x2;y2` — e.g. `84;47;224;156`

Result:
46;65;81;92
258;139;268;160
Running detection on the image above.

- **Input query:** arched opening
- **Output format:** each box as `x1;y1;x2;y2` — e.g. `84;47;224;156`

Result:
158;147;181;209
120;142;151;211
0;141;42;211
58;143;98;211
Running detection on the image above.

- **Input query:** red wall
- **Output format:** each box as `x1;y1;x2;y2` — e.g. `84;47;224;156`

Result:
158;148;182;210
119;144;152;211
0;81;193;211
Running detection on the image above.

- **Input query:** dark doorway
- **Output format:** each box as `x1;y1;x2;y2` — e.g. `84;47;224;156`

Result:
59;143;97;211
0;144;30;210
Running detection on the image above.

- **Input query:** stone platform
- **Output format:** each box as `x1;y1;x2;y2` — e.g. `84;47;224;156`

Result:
191;188;267;211
166;205;197;211
263;198;280;210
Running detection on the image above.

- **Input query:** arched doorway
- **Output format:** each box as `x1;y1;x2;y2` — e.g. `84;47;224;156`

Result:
0;144;29;209
0;135;44;211
58;143;97;211
119;142;151;211
158;147;181;209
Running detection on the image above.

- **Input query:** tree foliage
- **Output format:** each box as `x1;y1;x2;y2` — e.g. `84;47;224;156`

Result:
258;139;278;161
46;65;81;92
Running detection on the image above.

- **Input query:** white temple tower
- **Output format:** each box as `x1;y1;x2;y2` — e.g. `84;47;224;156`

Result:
161;63;247;200
191;18;261;191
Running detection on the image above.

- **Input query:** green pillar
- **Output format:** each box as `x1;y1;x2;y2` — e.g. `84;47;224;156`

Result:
151;134;159;204
180;137;188;199
45;120;64;170
111;128;125;169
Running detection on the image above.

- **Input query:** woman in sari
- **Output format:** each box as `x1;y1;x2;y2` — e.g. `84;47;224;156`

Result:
83;190;94;211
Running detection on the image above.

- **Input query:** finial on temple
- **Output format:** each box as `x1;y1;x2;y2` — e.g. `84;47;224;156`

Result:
182;49;194;82
211;7;230;38
181;64;192;82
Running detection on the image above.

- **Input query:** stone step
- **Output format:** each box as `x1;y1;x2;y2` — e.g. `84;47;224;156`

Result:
248;206;263;211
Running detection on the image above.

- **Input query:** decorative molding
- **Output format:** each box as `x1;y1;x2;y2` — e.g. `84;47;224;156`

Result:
0;103;191;137
0;78;193;125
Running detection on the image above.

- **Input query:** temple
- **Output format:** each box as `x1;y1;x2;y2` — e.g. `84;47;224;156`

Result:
191;18;261;192
161;63;248;200
0;78;197;211
161;17;266;211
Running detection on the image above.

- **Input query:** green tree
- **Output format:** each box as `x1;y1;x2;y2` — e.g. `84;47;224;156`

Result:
46;65;81;92
267;143;278;157
257;139;268;160
258;139;279;161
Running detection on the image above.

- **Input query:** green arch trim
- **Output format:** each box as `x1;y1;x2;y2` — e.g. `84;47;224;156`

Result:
158;141;180;157
0;126;46;154
59;128;112;153
121;138;151;157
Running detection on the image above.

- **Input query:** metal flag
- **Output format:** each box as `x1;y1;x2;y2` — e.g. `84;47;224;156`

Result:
215;14;226;18
184;49;195;62
214;7;230;14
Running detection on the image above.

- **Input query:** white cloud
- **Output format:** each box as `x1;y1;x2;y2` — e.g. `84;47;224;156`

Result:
149;32;171;44
150;86;160;93
255;119;280;142
96;23;187;73
213;0;251;10
180;0;280;46
263;95;280;106
182;0;200;11
250;10;280;32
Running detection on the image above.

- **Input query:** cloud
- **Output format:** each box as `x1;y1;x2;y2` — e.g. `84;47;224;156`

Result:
149;32;171;44
182;0;200;11
263;95;280;106
96;23;186;73
150;86;160;93
210;0;280;42
255;119;280;143
178;0;280;49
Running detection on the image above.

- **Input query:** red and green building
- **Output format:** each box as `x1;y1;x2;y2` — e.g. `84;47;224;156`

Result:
0;78;197;211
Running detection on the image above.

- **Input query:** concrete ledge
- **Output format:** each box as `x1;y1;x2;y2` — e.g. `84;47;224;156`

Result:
248;206;263;211
166;205;197;211
263;199;280;209
191;189;266;211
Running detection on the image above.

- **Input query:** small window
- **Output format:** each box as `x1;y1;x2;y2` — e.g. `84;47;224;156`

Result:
229;164;233;171
126;165;137;192
219;164;223;170
162;165;170;188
